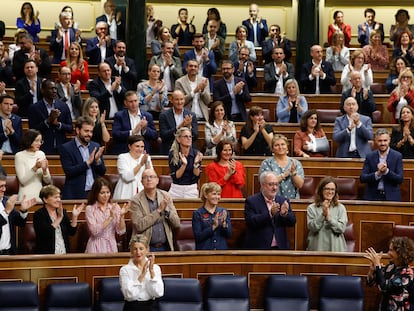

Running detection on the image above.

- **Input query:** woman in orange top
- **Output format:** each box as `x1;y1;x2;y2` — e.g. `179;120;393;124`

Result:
60;41;89;90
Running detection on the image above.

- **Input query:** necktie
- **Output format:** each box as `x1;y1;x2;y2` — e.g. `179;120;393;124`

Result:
64;30;69;58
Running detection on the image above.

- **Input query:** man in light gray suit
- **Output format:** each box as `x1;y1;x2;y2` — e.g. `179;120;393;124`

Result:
333;97;373;158
56;66;82;119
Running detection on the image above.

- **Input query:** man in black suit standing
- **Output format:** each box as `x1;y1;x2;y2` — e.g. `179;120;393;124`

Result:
86;22;116;65
56;66;82;119
0;95;22;155
105;41;137;90
264;47;294;94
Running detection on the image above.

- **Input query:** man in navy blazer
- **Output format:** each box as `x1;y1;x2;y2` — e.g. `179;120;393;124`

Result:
360;128;403;201
233;46;257;92
333;97;373;158
111;91;158;154
0;95;22;155
159;90;198;155
245;171;296;250
86;22;116;65
299;45;336;94
242;3;268;46
28;80;73;155
0;174;36;255
213;60;251;122
60;116;106;200
95;0;125;41
264;47;294;93
50;11;82;64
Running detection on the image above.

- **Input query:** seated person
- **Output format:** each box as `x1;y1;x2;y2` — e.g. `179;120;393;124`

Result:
228;25;256;63
386;56;410;93
276;79;308;123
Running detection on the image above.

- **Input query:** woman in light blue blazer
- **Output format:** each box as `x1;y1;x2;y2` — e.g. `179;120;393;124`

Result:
276;79;308;123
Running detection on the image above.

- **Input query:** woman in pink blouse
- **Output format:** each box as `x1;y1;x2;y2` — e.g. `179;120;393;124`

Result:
60;41;89;90
363;30;389;70
85;177;130;253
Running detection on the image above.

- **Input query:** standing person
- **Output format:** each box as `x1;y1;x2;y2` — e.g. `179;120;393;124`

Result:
81;97;110;145
360;128;404;201
120;234;164;311
259;134;305;199
202;8;227;39
60;42;89;90
0;174;36;255
168;127;203;199
340;49;373;94
146;4;163;46
56;66;82;120
15;129;51;202
264;47;295;94
391;105;414;158
276;79;308;123
96;0;125;41
171;8;196;46
130;169;180;252
0;95;22;155
294;110;329;157
363;31;389;70
240;106;273;156
242;3;268;47
34;185;84;254
60;116;106;200
327;10;351;47
262;24;292;64
333;97;373;158
113;135;153;200
233;46;257;92
85;177;129;253
306;176;348;252
358;8;385;47
205;140;245;198
386;56;410;93
213;60;251;122
244;171;296;250
228;25;256;63
85;22;116;65
0;40;13;87
16;2;41;43
390;9;414;47
299;45;336;94
387;68;414;123
204;19;225;67
150;26;180;58
204;101;237;157
192;182;232;250
28;80;73;155
365;237;414;311
325;31;350;72
392;31;414;67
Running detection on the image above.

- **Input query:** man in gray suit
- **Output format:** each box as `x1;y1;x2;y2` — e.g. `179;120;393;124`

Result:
333;97;373;158
56;66;82;119
264;47;294;94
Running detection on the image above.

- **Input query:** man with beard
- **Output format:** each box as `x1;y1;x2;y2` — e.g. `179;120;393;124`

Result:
360;128;403;201
60;116;106;199
213;60;251;122
264;47;294;94
105;40;137;90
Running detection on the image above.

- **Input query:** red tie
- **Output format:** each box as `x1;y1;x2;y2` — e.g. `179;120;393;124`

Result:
64;31;69;58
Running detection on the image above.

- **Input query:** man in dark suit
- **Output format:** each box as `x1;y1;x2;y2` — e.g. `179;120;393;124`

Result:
87;62;126;119
50;11;82;64
357;8;384;47
111;91;158;154
233;46;257;92
86;22;116;65
15;59;42;118
56;66;82;119
242;3;268;46
159;90;198;155
0;95;22;155
28;80;73;154
0;174;36;255
60;116;106;200
104;40;137;90
262;24;292;64
96;0;125;41
360;128;403;201
213;60;251;122
264;47;294;94
299;45;336;94
245;171;296;250
333;97;373;158
12;33;51;81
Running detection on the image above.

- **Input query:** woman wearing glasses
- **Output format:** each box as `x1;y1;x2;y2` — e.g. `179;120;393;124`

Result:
388;68;414;123
306;176;348;252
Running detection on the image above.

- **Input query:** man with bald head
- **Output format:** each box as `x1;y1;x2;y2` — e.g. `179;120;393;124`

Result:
159;89;198;154
299;45;336;94
86;21;116;65
130;168;180;251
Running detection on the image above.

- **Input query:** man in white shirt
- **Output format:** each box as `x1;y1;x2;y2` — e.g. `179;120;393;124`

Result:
56;66;82;119
204;19;225;67
264;47;295;94
96;0;125;41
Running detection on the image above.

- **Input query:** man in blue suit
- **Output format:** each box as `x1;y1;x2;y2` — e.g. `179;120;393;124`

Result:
50;11;82;64
245;171;296;250
0;95;22;155
333;97;373;158
360;128;403;201
242;3;268;46
60;116;106;200
0;174;36;255
86;22;116;65
28;80;73;155
111;91;158;155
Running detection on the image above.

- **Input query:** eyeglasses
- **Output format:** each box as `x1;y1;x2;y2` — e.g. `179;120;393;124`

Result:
402;76;412;79
323;187;336;192
180;135;192;139
266;182;279;187
142;175;157;180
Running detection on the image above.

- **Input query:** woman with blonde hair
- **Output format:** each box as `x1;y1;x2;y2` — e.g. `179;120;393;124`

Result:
168;127;203;199
150;26;180;57
81;97;110;144
229;25;256;62
340;49;373;93
363;30;389;70
276;79;308;123
388;68;414;123
325;31;350;71
60;41;89;90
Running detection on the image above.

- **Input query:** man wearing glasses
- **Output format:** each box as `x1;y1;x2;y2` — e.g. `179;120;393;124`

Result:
130;169;180;251
244;171;296;250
